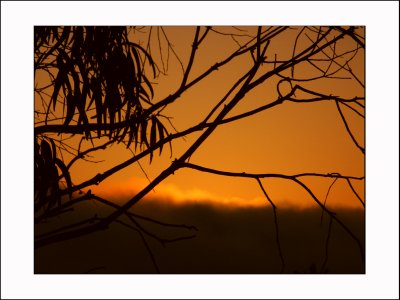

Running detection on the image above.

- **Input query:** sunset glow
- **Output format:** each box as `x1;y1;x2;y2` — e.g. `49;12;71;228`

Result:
55;26;364;211
94;175;364;210
34;25;365;274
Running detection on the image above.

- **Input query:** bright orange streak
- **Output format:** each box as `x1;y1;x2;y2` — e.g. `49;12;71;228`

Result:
90;176;363;211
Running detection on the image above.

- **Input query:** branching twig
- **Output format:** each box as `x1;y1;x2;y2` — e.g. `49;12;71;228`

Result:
334;26;365;48
346;178;365;207
113;218;160;273
339;101;365;118
66;139;114;170
180;27;200;88
90;195;198;232
320;178;338;225
256;178;285;273
35;215;99;240
181;162;365;262
335;100;365;154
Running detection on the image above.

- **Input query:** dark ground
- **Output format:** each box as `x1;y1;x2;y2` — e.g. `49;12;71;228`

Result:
35;198;365;274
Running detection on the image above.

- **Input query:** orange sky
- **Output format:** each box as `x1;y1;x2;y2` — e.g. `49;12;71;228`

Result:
35;26;365;210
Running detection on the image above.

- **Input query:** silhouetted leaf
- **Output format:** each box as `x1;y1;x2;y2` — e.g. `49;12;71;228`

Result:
126;50;137;85
130;42;156;77
127;119;137;148
89;76;103;136
50;54;67;112
118;123;129;144
51;70;63;111
134;119;140;151
72;75;82;112
64;93;76;126
104;93;115;138
61;26;71;46
55;158;72;200
72;27;83;59
142;74;154;100
139;85;151;103
130;46;143;81
83;26;93;54
34;27;47;52
49;138;57;163
149;117;157;163
56;47;74;103
76;57;90;104
70;66;89;139
141;119;149;149
113;87;122;122
87;76;97;110
41;140;53;164
61;70;72;99
157;119;165;155
47;168;61;210
34;139;40;158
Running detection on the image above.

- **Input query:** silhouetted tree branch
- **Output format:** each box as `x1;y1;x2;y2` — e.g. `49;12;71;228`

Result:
35;26;365;273
335;100;365;154
180;162;365;260
256;178;285;273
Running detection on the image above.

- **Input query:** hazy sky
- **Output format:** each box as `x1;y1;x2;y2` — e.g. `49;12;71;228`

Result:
38;26;365;210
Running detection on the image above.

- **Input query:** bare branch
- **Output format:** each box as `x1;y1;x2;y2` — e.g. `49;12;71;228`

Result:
321;216;333;272
256;178;285;273
339;101;365;118
180;27;200;88
345;178;365;207
35;214;99;240
320;178;339;225
66;139;114;170
334;26;365;48
335;100;365;154
112;218;161;273
180;162;365;261
182;163;364;181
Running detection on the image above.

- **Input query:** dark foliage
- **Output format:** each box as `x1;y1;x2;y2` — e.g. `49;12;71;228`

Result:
34;26;169;215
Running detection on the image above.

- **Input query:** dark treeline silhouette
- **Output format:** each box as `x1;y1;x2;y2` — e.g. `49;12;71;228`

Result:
35;197;365;274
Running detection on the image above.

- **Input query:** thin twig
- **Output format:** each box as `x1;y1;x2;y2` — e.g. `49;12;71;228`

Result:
339;101;365;118
321;216;333;272
113;218;160;273
91;195;198;232
181;162;365;262
346;178;365;207
183;163;364;181
320;178;338;225
291;27;306;78
335;100;365;154
66;139;114;170
256;178;285;273
334;26;365;48
35;215;98;240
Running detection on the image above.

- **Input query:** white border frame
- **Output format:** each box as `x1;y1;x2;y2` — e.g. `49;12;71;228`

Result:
1;1;399;299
